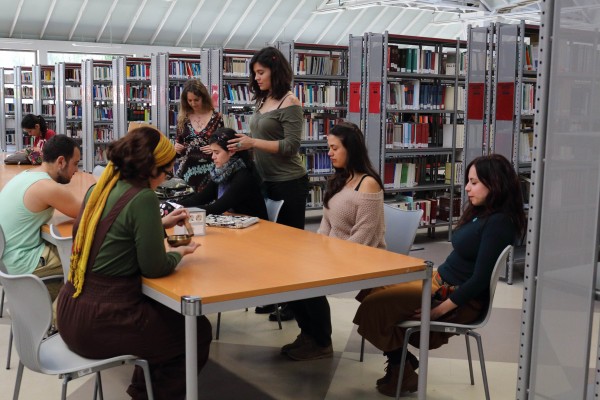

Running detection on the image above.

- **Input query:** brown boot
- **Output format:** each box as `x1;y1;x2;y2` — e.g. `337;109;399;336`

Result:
286;340;333;361
376;360;393;386
376;363;418;397
281;332;311;354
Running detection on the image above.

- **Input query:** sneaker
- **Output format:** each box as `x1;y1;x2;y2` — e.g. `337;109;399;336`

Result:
255;304;278;314
281;332;311;354
286;341;333;361
376;363;418;397
269;304;295;321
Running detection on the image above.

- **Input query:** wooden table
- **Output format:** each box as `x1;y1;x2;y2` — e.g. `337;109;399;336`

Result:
142;221;433;400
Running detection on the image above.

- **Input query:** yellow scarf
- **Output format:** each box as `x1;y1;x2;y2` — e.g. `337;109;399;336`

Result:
68;132;175;297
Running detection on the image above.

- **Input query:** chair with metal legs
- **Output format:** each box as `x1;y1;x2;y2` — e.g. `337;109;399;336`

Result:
392;245;512;400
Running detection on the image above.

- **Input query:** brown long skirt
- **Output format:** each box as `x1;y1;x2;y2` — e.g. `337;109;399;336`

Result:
353;278;483;352
57;272;212;400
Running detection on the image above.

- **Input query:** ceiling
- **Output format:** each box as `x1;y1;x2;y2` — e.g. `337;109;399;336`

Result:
0;0;540;50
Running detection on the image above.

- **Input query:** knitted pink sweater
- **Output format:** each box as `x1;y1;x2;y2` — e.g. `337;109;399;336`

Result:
318;187;386;249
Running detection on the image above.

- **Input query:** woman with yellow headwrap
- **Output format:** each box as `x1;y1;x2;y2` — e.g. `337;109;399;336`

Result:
56;126;212;400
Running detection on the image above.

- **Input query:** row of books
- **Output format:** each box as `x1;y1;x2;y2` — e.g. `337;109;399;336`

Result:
168;106;178;128
126;64;151;80
301;151;334;175
41;87;55;98
65;86;81;100
65;68;81;82
20;71;33;83
41;69;55;82
93;128;115;142
306;185;324;208
42;104;56;116
302;114;343;141
127;105;151;122
126;84;151;102
294;83;347;108
442;124;465;148
66;105;82;118
65;124;83;138
387;198;438;226
519;131;533;163
522;83;535;115
169;61;201;79
388;82;438;110
21;86;34;98
222;83;252;104
383;157;448;189
444;161;464;185
294;53;344;76
92;85;113;100
94;107;113;121
223;113;251;134
387;47;467;75
93;66;112;81
524;43;539;71
168;84;184;102
4;88;14;96
223;56;250;77
442;86;465;111
5;104;14;112
22;104;33;113
385;121;431;149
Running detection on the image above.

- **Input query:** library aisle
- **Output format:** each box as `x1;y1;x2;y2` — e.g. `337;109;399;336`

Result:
0;227;534;400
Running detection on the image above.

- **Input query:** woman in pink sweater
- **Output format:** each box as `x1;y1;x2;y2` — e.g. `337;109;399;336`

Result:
282;121;386;361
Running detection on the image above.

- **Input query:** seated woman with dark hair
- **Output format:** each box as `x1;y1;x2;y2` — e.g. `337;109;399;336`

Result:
179;127;268;220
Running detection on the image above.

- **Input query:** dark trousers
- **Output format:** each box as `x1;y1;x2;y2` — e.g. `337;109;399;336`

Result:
287;296;332;347
263;175;309;229
57;273;212;400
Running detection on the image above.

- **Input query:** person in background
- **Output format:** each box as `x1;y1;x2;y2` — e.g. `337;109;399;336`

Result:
179;127;268;219
227;46;309;321
0;135;81;300
56;126;212;400
175;79;224;192
353;153;526;397
282;122;386;361
21;113;56;152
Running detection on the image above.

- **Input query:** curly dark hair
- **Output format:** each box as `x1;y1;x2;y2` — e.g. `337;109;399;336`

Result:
248;46;292;103
177;79;213;132
457;154;526;236
107;127;175;184
323;122;384;208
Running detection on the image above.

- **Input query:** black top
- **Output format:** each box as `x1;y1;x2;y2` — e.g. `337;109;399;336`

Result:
437;212;516;307
179;168;268;220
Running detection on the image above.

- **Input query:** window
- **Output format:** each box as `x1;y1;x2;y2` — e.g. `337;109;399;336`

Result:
0;50;36;68
47;52;121;64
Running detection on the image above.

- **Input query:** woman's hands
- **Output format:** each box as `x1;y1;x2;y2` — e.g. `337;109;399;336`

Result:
169;241;200;257
162;207;190;229
174;142;185;154
412;299;457;321
199;144;213;154
227;133;254;152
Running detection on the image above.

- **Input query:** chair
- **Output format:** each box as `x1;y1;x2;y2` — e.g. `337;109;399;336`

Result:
48;224;73;280
0;269;155;400
215;198;285;340
359;206;424;361
92;165;105;178
392;245;512;400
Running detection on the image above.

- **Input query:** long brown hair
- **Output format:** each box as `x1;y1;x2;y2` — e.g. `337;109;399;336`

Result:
177;79;213;132
323;122;383;208
248;46;292;104
457;154;526;236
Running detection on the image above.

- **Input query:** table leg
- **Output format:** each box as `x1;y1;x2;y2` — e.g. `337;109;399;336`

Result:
181;296;201;400
417;262;433;400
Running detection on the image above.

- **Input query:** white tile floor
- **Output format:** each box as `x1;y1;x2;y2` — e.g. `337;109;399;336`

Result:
0;227;528;400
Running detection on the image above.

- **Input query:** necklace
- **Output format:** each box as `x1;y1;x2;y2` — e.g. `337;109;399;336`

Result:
189;113;211;131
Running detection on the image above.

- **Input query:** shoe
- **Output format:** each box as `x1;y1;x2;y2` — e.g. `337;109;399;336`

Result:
281;332;311;354
269;304;295;321
376;360;393;386
377;352;419;386
376;363;418;397
255;304;277;314
286;341;333;361
407;351;419;370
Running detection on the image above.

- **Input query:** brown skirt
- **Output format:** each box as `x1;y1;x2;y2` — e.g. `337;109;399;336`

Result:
57;272;212;400
353;278;483;352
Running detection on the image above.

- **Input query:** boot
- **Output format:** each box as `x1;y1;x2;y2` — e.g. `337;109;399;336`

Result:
376;363;418;397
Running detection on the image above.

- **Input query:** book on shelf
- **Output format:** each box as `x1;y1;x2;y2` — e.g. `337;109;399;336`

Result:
519;131;533;163
223;56;251;77
223;113;252;134
387;198;437;226
294;53;343;76
437;195;461;223
444;162;463;185
442;124;464;148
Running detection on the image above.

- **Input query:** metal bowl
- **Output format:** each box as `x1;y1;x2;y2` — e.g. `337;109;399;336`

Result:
166;234;192;247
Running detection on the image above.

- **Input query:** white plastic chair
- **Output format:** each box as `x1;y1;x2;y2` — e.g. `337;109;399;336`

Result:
392;245;513;400
92;165;106;178
0;269;155;400
48;224;73;280
215;198;285;340
359;206;424;361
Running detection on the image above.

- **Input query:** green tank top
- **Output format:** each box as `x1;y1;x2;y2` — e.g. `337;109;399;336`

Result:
0;171;54;274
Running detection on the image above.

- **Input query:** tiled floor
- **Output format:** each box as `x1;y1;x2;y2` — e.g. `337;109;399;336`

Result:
0;223;527;399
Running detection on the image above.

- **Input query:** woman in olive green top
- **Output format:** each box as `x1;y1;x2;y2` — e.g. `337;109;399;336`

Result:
228;46;308;230
57;127;212;400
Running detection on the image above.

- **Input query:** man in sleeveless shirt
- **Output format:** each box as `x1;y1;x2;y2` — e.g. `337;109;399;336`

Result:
0;135;81;300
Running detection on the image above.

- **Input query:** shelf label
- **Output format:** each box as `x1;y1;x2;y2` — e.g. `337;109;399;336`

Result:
467;83;485;120
368;82;381;114
496;81;515;121
349;82;361;113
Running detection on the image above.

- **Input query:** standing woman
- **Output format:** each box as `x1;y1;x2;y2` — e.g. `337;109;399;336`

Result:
228;46;309;319
353;154;526;397
282;122;386;361
57;126;212;400
227;46;308;230
175;79;223;192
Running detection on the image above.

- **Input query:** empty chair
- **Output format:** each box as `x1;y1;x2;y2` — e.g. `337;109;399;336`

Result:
0;269;155;400
215;198;285;340
392;245;513;400
359;206;424;361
